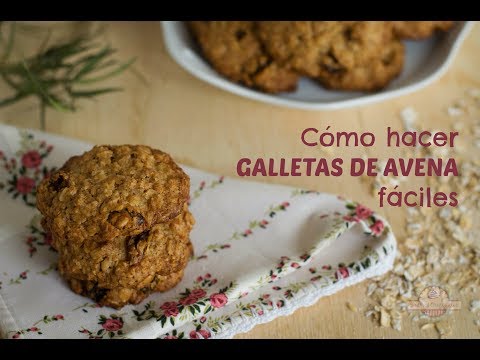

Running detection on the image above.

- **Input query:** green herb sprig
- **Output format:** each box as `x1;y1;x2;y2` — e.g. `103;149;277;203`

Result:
0;22;135;129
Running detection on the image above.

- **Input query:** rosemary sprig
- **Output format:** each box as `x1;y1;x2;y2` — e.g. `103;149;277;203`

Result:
0;22;135;128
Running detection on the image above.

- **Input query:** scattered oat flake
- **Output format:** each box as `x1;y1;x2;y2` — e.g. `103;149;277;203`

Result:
380;308;391;328
435;321;452;338
367;283;377;296
346;302;358;312
421;323;435;331
392;319;402;331
363;91;480;334
401;106;418;131
468;88;480;99
447;106;464;117
470;300;480;312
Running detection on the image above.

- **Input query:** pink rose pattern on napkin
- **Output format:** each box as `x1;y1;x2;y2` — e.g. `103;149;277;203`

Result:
0;127;393;339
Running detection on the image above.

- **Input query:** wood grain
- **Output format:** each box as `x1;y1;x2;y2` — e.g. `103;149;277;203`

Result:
1;21;479;338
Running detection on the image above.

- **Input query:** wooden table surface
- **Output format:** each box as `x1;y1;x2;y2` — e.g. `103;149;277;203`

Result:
1;21;479;339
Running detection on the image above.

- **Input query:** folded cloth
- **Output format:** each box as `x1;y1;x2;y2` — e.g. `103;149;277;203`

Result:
0;124;396;339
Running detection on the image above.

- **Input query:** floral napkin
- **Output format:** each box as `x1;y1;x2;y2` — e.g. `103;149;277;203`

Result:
0;124;396;339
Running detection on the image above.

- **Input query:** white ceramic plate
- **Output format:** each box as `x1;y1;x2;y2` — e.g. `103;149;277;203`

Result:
161;21;473;110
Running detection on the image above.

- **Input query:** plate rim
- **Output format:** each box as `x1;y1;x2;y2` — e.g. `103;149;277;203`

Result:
161;21;474;111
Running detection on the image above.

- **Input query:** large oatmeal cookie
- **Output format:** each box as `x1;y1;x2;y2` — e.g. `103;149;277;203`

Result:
36;145;190;243
257;21;345;77
257;21;404;91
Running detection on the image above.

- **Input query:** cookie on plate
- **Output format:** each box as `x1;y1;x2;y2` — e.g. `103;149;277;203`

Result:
188;21;299;93
391;21;454;40
316;38;405;91
256;21;345;77
258;21;404;91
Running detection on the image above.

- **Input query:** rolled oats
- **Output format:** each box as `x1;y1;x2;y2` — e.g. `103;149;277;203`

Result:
362;93;480;336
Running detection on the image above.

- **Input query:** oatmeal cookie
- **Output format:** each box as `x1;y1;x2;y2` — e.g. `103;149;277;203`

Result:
66;266;187;308
391;21;454;40
317;40;405;91
257;22;393;77
36;145;190;244
258;21;404;91
188;21;298;93
52;205;194;288
257;21;344;77
65;240;193;309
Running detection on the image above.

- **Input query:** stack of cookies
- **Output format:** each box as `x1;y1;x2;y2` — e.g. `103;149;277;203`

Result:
36;145;194;309
188;21;453;93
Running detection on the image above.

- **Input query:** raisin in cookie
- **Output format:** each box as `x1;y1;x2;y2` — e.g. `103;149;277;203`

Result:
188;21;298;93
391;21;454;40
36;145;190;244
